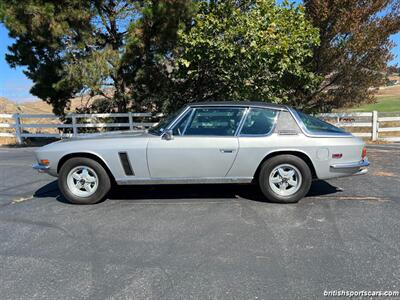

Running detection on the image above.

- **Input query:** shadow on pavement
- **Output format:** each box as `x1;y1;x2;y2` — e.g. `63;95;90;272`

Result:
33;179;342;204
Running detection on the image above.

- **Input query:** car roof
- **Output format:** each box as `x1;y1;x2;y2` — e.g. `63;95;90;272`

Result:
188;101;288;110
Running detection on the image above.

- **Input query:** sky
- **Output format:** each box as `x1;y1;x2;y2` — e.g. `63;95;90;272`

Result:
1;16;400;103
0;24;37;103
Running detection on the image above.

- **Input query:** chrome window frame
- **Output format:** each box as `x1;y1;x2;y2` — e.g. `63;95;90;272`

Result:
238;107;280;137
166;106;192;131
170;107;195;136
234;107;250;136
166;104;287;138
170;106;247;137
288;107;353;138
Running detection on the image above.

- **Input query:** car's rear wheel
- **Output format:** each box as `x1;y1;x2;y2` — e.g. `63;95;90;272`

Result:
58;157;111;204
258;155;312;203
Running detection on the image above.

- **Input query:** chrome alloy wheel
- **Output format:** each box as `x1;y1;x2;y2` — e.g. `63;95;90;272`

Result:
268;164;302;196
66;166;99;197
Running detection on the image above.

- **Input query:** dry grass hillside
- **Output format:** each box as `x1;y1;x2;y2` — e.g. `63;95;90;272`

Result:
0;96;98;145
0;95;99;115
0;97;21;114
0;96;58;114
22;95;100;114
376;84;400;96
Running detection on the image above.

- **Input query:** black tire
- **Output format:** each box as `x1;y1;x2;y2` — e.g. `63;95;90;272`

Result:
258;155;312;203
58;157;111;204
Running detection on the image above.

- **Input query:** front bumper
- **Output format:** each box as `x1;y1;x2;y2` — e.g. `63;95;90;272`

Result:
330;158;369;175
32;163;50;173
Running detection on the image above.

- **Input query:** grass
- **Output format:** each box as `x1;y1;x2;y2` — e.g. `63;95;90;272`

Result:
348;95;400;112
345;85;400;112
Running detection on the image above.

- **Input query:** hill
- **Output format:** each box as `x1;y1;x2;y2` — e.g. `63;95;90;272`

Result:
0;97;21;114
348;85;400;112
0;96;97;115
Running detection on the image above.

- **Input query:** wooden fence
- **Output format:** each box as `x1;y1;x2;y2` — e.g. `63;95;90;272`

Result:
0;111;399;144
0;112;159;144
318;111;400;142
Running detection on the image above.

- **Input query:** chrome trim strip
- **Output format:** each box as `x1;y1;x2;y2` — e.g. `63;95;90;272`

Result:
287;107;353;138
277;130;299;135
116;177;253;185
190;103;287;111
32;163;50;173
234;107;250;136
330;159;370;169
181;108;195;135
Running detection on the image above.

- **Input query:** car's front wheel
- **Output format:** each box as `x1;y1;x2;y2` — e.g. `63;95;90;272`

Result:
58;157;111;204
258;155;312;203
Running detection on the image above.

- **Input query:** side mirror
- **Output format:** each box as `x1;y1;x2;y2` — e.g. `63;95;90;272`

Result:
161;129;174;141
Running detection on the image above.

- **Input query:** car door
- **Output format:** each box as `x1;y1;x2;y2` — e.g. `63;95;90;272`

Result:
147;106;246;178
226;107;280;178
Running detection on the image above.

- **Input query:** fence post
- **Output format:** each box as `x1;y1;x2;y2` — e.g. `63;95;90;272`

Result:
14;113;22;145
128;112;134;131
372;110;378;141
72;115;78;136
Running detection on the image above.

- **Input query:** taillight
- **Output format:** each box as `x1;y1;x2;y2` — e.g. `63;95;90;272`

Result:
361;147;367;159
332;153;343;159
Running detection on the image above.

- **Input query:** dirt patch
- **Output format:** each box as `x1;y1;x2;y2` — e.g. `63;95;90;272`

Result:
0;137;17;145
373;171;396;177
376;85;400;96
366;140;391;144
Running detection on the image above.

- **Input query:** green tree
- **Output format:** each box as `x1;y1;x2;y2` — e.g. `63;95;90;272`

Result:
165;0;321;112
0;0;192;114
303;0;400;112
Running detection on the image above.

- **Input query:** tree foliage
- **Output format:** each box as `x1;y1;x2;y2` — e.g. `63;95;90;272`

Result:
303;0;400;112
5;0;399;114
0;0;193;114
166;0;320;111
1;0;321;113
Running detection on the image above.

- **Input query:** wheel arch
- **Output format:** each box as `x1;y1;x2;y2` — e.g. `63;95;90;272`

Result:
254;150;317;181
57;152;116;183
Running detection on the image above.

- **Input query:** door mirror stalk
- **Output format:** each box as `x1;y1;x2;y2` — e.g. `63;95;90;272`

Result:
161;129;174;140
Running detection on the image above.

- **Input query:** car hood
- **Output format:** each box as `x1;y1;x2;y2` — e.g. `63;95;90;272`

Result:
37;130;155;154
41;130;154;149
68;130;152;141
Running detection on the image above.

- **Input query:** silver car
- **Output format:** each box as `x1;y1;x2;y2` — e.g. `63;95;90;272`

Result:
33;102;369;204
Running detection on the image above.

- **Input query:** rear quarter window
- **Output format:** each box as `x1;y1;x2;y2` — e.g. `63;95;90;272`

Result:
240;108;278;135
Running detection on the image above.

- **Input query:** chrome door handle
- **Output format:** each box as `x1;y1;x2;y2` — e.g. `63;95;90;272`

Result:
220;149;235;153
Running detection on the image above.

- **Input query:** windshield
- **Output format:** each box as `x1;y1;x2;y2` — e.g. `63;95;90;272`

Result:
148;108;185;136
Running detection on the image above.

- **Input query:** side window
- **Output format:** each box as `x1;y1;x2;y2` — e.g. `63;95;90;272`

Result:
240;108;278;135
297;111;346;134
184;107;245;136
172;109;193;136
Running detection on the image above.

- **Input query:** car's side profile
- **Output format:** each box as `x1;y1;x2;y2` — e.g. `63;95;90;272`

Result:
33;102;369;204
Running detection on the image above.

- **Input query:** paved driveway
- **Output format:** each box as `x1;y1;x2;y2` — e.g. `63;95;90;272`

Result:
0;145;399;299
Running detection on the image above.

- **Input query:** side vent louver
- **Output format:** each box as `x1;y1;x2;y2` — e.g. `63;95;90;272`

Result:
119;152;134;176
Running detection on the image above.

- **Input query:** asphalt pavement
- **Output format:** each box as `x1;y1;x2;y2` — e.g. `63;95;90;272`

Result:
0;145;399;299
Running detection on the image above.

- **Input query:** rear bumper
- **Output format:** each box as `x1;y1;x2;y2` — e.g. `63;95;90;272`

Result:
330;158;369;175
330;159;370;169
